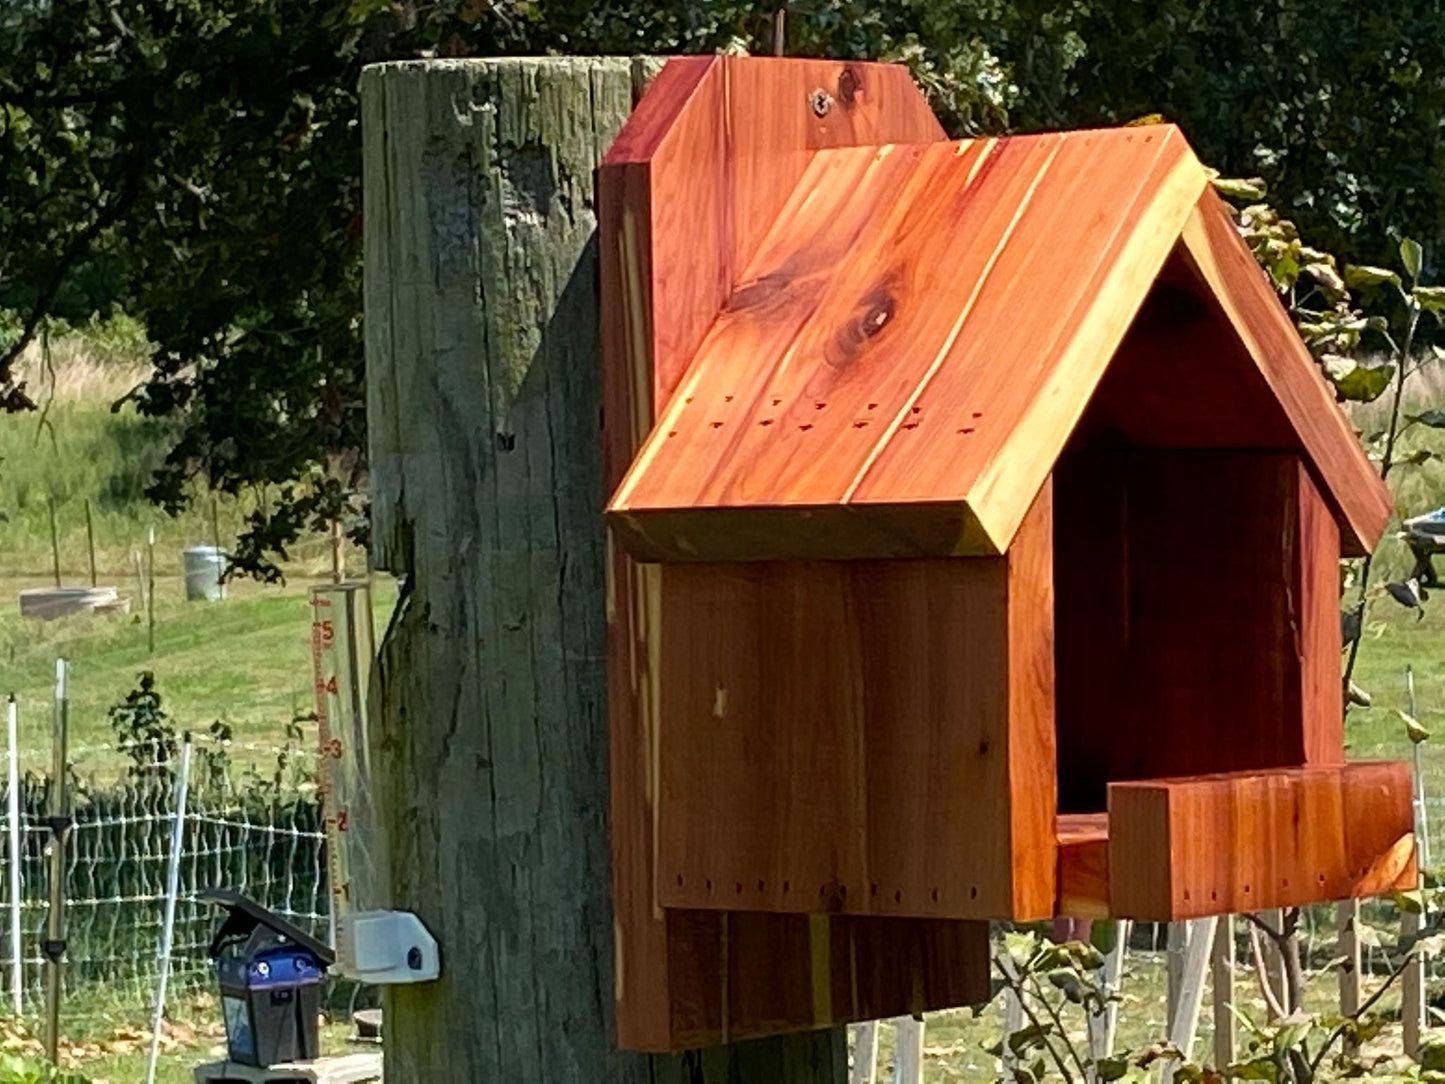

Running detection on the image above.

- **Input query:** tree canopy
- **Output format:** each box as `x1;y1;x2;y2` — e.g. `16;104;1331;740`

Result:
2;0;1442;574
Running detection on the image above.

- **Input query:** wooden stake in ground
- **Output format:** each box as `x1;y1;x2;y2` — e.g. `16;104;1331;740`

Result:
1337;900;1361;1050
210;495;225;601
330;519;343;584
83;500;96;588
46;496;60;588
362;57;844;1081
1156;916;1218;1083
132;547;146;615
849;1022;878;1084
892;1017;924;1084
146;526;156;656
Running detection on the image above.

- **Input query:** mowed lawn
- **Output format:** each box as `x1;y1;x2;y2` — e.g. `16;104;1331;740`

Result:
0;571;399;774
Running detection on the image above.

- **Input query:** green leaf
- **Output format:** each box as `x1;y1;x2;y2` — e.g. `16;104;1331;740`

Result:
1413;410;1445;428
1420;1039;1445;1071
1090;919;1118;955
1399;709;1431;743
1397;888;1427;914
1414;285;1445;313
1227;1055;1279;1080
1095;1054;1131;1082
1273;1018;1313;1055
1212;176;1268;201
1007;1022;1052;1056
1322;355;1395;402
1344;264;1403;290
1402;238;1424;280
1002;929;1036;963
1046;966;1086;1002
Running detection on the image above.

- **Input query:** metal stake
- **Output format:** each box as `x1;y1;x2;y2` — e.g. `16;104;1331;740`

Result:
145;742;192;1084
43;660;70;1064
5;695;20;1015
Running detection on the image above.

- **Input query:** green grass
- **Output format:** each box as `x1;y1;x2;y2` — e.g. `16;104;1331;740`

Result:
0;328;389;775
0;573;397;775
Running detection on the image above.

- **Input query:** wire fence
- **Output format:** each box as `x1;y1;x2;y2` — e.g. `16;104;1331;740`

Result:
1;735;326;1024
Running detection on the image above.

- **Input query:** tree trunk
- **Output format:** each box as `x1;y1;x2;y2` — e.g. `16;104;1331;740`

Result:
362;56;846;1081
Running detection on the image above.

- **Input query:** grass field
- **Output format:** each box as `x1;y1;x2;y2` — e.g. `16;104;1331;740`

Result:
6;329;1445;1078
0;328;391;773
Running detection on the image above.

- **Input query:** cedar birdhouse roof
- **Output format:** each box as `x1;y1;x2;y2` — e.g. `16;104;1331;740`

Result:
603;59;1390;562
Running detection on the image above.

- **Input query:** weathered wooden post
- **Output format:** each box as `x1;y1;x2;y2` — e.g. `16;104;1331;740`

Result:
362;57;845;1081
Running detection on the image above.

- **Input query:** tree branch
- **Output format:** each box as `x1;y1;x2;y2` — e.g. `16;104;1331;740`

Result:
0;153;145;386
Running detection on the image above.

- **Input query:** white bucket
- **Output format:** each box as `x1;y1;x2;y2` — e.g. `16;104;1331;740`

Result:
182;545;226;601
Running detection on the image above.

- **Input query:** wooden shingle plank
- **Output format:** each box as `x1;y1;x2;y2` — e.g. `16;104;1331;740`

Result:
1178;190;1392;556
950;135;1209;549
611;141;935;521
700;136;1053;511
852;127;1194;513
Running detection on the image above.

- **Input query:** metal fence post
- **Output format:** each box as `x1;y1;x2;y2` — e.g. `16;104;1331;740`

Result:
5;694;19;1015
43;659;70;1064
144;741;192;1084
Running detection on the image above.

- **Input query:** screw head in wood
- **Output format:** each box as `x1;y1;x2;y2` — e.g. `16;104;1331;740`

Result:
809;88;833;117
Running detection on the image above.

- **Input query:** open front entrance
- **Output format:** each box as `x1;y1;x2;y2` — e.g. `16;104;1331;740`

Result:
1048;248;1413;919
1053;247;1343;818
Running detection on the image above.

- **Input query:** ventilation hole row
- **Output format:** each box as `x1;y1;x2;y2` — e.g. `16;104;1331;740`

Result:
671;875;980;904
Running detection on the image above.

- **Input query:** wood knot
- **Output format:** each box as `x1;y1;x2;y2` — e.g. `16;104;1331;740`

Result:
837;66;862;108
725;272;789;312
825;280;897;369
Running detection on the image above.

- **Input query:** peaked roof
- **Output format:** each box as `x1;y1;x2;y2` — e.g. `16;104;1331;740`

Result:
603;60;1391;561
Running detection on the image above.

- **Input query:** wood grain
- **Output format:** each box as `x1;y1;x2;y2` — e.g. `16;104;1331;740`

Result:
609;126;1210;560
654;483;1054;922
364;56;845;1081
608;129;1388;567
600;56;989;1052
1178;190;1392;556
1108;764;1415;920
1056;813;1110;920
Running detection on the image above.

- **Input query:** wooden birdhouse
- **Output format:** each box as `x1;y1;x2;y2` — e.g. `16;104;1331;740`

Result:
599;55;1415;1052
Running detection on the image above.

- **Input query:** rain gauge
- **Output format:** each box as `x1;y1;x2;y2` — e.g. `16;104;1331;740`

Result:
309;583;438;984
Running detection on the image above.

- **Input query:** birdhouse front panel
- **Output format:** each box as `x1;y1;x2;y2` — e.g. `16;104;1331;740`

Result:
599;54;1411;1052
656;484;1055;922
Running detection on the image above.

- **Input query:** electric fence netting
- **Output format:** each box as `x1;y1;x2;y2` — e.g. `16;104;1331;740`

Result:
0;731;326;1028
